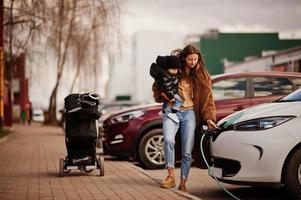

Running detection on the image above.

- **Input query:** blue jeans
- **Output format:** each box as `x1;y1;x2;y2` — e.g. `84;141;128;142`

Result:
171;94;182;111
162;94;183;112
162;107;196;180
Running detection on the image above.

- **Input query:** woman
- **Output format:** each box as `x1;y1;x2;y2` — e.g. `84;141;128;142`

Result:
152;44;217;192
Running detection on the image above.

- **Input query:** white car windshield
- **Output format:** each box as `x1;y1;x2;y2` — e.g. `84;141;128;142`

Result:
276;88;301;102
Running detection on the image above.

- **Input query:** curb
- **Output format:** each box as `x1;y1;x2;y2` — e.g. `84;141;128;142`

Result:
127;163;203;200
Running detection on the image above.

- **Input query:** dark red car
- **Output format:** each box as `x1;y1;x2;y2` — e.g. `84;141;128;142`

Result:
102;72;301;169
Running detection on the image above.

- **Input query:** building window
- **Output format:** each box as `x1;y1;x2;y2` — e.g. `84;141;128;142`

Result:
272;64;288;72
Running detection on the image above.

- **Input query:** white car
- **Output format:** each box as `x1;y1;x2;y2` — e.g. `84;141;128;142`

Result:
32;108;45;122
209;88;301;199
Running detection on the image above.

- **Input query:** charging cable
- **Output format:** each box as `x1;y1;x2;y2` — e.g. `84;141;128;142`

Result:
200;130;241;200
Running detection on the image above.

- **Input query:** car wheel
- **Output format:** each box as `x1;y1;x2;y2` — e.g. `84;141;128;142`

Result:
284;147;301;199
138;128;165;169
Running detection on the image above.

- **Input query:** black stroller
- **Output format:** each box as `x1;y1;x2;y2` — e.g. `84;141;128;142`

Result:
59;92;104;176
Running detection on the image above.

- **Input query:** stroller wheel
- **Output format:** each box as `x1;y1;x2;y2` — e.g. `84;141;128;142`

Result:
97;157;104;176
59;158;65;177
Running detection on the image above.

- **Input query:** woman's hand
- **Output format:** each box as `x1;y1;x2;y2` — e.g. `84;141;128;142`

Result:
207;119;217;129
169;98;176;102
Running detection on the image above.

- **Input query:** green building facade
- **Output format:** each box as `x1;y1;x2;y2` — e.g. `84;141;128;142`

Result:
199;31;301;75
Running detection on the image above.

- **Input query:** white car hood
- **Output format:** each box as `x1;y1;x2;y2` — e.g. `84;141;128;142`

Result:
218;102;301;126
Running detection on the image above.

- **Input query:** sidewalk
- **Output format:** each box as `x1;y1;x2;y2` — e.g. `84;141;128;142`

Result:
0;124;191;200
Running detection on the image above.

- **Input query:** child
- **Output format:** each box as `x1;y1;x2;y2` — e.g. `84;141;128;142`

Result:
150;55;182;123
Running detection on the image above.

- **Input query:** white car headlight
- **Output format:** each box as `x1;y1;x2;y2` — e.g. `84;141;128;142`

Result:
111;111;144;124
233;116;295;131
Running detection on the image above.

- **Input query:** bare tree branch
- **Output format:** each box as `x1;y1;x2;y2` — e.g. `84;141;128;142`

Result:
4;0;122;123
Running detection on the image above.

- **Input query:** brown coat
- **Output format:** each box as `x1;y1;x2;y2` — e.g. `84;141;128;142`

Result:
152;66;216;169
152;66;216;125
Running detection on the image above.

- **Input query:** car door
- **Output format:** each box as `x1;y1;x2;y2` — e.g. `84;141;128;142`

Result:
250;76;294;106
212;77;251;121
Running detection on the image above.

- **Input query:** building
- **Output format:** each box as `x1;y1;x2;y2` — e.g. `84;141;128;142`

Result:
107;31;185;103
198;30;301;75
13;53;30;122
225;45;301;73
4;53;30;125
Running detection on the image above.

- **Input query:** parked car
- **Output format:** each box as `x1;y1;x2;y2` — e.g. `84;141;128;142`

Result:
102;72;301;169
59;100;139;127
99;101;140;122
209;88;301;199
97;101;140;153
32;108;45;123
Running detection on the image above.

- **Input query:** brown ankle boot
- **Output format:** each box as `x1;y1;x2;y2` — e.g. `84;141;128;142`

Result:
178;185;188;193
161;176;176;188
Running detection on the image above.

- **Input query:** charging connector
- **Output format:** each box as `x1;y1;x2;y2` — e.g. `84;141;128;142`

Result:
200;130;241;200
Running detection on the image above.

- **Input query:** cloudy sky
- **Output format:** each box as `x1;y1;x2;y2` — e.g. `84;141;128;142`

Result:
122;0;301;37
106;0;301;102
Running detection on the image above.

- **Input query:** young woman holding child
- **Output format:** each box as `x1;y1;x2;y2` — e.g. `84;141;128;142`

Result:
152;44;217;193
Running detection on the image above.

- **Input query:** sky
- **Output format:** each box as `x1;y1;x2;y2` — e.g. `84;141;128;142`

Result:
105;0;301;102
122;0;301;38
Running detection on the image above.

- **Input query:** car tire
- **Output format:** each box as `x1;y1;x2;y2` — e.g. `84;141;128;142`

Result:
138;128;165;169
284;147;301;199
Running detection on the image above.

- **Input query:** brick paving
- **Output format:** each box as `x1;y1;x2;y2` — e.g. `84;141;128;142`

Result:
0;124;190;200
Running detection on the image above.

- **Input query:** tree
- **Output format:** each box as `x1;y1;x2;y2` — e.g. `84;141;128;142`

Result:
4;0;121;124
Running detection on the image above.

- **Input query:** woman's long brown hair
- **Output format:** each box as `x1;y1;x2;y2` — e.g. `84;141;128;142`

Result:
171;44;211;89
